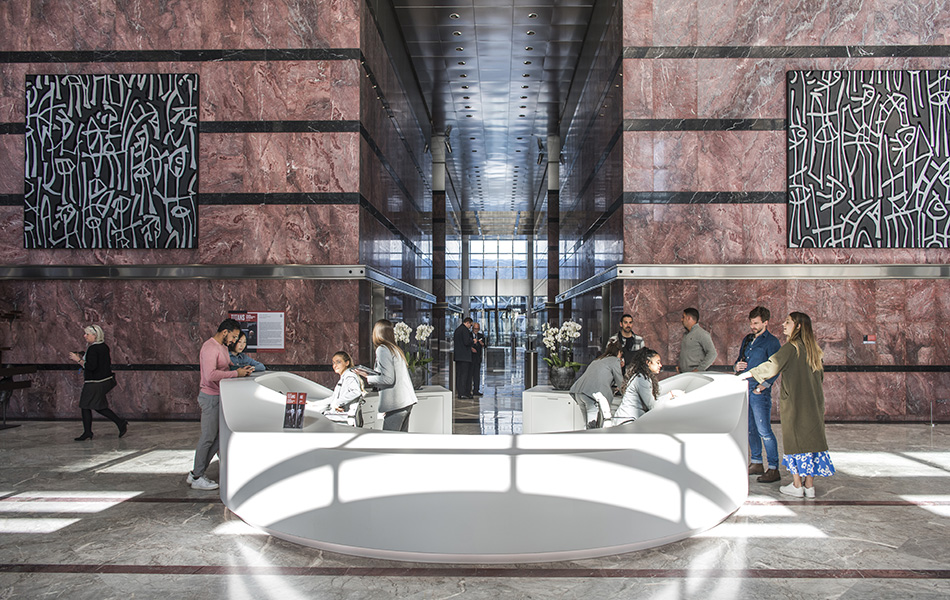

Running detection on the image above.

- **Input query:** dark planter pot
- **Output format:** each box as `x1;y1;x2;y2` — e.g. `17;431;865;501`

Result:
549;366;576;391
408;366;427;390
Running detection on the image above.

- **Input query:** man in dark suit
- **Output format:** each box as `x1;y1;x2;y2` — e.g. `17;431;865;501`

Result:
453;317;475;398
471;322;486;396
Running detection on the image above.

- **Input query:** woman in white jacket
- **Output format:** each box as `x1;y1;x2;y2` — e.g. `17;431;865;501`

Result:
324;351;365;413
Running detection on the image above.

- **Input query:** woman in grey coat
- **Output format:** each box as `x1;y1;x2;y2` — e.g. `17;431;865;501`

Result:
616;348;663;422
570;339;624;428
356;319;418;431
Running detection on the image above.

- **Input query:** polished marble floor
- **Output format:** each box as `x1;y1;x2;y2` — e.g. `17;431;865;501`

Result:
2;364;950;599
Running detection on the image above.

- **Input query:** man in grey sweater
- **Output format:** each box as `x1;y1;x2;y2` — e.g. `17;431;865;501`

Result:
678;308;718;372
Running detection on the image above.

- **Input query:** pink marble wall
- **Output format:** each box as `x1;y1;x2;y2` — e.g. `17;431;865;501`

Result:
0;0;393;420
620;278;950;422
0;278;360;419
617;2;950;422
624;0;950;47
0;0;360;52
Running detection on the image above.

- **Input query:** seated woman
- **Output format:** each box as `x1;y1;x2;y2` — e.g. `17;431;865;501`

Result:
615;348;680;422
229;332;265;372
570;338;624;428
322;351;365;417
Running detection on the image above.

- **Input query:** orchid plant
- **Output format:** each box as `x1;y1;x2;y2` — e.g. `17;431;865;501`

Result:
395;322;435;369
541;320;584;372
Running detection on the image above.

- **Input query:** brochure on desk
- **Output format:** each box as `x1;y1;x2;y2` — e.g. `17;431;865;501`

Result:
283;392;307;429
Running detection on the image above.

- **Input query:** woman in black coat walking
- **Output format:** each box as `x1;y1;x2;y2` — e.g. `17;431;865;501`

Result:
69;325;128;441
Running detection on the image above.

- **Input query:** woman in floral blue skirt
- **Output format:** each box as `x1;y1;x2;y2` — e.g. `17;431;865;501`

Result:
740;312;834;498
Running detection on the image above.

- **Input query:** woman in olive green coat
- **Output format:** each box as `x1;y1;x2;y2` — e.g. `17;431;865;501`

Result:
740;312;834;499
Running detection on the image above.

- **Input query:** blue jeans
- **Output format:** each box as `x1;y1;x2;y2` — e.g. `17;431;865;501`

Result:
749;391;778;469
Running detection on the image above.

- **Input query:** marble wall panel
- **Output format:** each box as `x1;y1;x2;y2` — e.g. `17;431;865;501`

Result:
622;203;950;265
618;278;948;421
0;134;23;194
697;131;785;191
0;64;29;122
622;0;653;46
652;0;697;46
906;372;950;420
1;277;362;419
0;205;359;266
200;60;361;122
627;0;940;48
0;61;360;124
652;132;698;191
22;0;359;52
622;59;653;120
652;60;697;119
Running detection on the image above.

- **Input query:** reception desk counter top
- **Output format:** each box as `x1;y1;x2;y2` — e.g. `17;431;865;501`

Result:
219;371;748;563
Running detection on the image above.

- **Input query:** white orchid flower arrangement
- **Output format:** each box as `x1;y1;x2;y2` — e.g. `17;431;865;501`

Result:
541;320;584;372
395;322;435;369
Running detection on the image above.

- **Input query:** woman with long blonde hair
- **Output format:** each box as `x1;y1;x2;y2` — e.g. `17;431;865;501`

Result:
355;319;417;431
740;312;834;498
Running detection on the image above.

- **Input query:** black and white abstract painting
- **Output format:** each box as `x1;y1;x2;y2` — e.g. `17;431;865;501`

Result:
24;73;198;249
787;70;950;248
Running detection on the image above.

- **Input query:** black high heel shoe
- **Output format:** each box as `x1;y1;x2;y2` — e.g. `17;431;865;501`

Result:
74;432;94;441
118;420;128;438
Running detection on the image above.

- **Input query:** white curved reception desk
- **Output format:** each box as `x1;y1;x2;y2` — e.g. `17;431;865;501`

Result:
219;372;748;563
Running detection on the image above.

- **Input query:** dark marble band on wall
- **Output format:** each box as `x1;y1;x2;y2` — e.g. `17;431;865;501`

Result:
0;49;361;63
624;191;786;204
624;118;785;131
623;46;950;59
0;121;362;134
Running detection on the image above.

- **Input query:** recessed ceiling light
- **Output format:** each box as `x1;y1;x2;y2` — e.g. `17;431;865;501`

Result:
463;96;470;99
460;74;467;78
516;149;521;152
525;46;533;51
520;96;527;99
526;30;535;35
461;85;469;89
458;61;465;65
524;60;532;65
466;114;473;117
456;47;464;51
519;114;526;117
519;105;526;109
528;13;538;18
453;31;462;36
522;85;529;89
450;13;460;19
517;137;523;140
465;105;471;109
470;137;476;140
522;74;530;77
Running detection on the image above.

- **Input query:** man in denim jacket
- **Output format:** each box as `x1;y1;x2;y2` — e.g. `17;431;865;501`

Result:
734;306;782;483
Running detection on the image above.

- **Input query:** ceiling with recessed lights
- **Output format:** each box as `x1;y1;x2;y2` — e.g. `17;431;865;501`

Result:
390;0;597;236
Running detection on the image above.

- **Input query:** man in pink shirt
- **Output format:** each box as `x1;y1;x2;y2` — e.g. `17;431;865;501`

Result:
187;319;254;490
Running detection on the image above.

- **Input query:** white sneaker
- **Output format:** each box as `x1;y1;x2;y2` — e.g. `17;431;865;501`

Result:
186;472;196;485
779;482;804;498
191;476;219;490
803;485;816;499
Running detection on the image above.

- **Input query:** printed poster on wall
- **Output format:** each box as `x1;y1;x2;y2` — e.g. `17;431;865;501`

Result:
228;311;285;352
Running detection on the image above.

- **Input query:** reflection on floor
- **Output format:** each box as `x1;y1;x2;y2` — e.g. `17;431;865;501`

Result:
3;351;950;599
453;347;535;435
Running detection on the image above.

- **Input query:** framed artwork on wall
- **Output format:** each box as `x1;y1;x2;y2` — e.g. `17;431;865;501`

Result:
24;73;199;249
787;70;950;248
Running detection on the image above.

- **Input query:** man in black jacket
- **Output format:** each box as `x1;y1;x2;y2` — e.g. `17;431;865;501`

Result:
453;317;476;398
471;322;486;396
